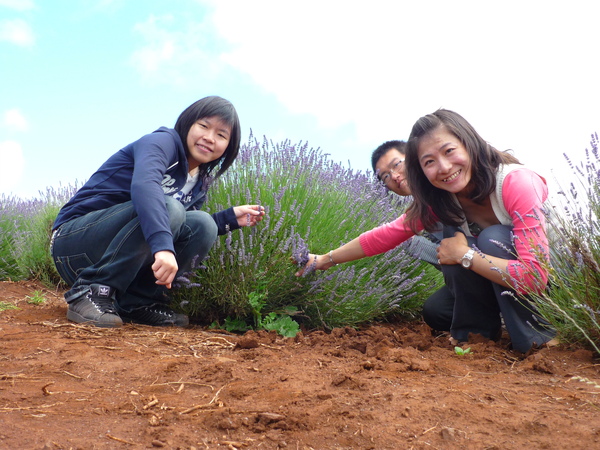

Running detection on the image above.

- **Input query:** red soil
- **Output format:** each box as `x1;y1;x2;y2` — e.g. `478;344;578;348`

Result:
1;280;599;449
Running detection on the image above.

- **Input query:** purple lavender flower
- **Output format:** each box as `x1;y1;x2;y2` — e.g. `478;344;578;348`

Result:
290;233;310;267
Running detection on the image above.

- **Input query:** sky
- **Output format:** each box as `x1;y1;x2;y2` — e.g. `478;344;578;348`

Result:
1;0;599;203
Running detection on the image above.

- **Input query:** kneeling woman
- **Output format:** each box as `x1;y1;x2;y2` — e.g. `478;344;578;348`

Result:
51;96;264;328
298;109;555;353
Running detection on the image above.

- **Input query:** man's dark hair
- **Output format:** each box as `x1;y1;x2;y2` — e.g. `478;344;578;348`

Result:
371;140;407;173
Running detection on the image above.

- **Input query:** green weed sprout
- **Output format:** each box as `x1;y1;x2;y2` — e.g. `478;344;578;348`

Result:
0;301;19;312
26;290;47;305
454;346;472;356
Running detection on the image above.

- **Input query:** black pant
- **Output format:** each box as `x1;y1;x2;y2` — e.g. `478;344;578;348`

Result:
422;225;555;353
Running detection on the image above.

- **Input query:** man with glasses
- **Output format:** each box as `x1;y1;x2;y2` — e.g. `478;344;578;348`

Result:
371;140;454;334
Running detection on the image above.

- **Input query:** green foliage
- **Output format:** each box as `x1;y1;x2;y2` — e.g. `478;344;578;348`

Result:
18;205;62;285
0;301;19;312
261;313;300;338
0;199;24;280
247;286;300;337
212;316;250;333
210;284;301;337
0;188;70;285
454;346;472;356
26;290;47;305
248;286;269;329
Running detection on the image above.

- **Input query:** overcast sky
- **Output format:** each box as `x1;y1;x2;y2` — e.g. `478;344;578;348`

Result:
1;0;598;202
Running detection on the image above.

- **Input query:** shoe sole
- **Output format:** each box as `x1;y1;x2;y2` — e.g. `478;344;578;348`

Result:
67;310;123;328
120;316;189;327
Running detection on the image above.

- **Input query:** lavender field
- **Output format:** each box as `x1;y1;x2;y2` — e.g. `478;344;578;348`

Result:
1;135;599;350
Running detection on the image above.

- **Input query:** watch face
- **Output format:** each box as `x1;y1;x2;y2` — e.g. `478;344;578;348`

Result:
461;249;474;268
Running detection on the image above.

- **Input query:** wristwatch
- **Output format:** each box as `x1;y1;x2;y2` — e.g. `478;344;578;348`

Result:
461;248;475;269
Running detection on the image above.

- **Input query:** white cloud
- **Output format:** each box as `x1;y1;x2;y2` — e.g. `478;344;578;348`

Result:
0;18;34;47
130;13;224;87
3;109;28;131
0;141;25;194
204;0;600;188
211;2;598;121
0;0;34;11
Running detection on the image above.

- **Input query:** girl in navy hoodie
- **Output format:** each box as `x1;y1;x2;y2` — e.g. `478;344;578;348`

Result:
51;96;264;328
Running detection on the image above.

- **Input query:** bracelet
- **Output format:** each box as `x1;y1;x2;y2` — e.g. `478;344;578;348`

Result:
328;250;337;266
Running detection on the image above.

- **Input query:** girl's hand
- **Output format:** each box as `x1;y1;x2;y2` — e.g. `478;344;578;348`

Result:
233;205;266;227
152;250;178;289
437;232;470;265
295;253;335;276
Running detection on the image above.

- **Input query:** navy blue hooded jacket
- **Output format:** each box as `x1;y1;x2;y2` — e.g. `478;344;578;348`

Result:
53;127;239;256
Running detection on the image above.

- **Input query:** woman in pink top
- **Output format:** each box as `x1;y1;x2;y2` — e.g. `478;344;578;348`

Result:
298;109;556;353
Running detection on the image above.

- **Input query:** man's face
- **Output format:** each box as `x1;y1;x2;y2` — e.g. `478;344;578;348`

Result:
375;148;411;196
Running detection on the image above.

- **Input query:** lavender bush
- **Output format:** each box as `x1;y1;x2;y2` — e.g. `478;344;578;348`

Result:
531;133;600;352
175;136;441;329
0;185;77;284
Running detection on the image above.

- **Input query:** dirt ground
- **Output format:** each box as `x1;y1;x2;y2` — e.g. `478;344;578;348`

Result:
1;280;599;450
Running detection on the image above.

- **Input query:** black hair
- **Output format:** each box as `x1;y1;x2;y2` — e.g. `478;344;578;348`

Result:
174;96;241;178
370;140;407;173
405;109;520;231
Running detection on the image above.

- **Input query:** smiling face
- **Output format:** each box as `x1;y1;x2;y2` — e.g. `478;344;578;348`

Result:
186;116;232;171
417;125;472;195
375;148;411;196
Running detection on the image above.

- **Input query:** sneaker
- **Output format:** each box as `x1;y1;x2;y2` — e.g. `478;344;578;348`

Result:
119;304;189;327
67;284;123;328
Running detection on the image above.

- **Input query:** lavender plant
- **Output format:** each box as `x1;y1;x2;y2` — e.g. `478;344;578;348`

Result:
531;133;600;352
0;185;77;284
175;135;441;329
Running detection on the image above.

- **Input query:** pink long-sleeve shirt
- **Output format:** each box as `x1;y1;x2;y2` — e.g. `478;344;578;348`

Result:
359;167;550;294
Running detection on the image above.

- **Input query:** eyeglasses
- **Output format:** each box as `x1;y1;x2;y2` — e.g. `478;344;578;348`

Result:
379;159;404;185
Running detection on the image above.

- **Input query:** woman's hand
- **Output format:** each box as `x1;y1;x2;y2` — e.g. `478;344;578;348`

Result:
152;250;178;289
294;239;366;276
437;232;470;265
295;253;335;277
233;205;266;227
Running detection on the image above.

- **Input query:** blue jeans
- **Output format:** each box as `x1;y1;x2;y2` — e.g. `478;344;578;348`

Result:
422;224;555;353
51;196;217;312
